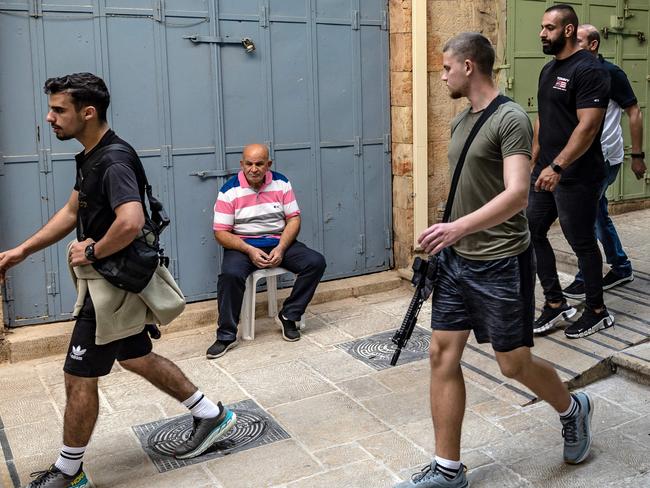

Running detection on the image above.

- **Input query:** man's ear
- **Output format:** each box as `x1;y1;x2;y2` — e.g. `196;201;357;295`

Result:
82;105;97;121
268;159;273;167
464;59;473;76
565;23;575;39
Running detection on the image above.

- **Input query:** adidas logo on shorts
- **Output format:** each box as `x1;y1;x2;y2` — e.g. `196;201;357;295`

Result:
70;345;87;361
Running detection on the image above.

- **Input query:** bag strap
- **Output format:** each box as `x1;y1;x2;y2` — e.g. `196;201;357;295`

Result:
442;94;511;223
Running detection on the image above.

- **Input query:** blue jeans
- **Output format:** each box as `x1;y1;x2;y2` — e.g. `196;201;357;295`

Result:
575;164;632;282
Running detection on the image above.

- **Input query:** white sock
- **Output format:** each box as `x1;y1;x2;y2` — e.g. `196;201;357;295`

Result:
182;390;221;419
54;444;86;476
559;394;579;419
434;456;462;480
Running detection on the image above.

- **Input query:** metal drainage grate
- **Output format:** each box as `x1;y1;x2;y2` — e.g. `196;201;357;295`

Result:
336;326;430;370
132;399;290;473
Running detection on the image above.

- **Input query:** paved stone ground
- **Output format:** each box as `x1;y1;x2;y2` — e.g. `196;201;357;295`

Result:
1;209;649;488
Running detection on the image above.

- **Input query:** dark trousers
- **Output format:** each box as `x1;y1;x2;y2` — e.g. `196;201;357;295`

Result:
216;241;327;341
527;182;604;310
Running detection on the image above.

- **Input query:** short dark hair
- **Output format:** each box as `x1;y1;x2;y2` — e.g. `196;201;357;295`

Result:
545;4;579;39
442;32;495;76
44;72;110;122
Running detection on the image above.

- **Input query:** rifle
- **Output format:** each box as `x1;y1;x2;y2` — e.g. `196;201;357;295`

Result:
390;255;438;366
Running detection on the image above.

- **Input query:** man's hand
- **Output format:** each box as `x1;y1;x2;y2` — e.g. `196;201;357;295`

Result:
267;246;285;268
69;238;95;267
0;247;27;284
631;157;647;180
418;221;467;255
247;247;271;268
534;166;561;192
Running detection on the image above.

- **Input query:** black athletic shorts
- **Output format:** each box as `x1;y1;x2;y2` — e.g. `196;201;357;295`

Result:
430;245;535;352
63;294;152;377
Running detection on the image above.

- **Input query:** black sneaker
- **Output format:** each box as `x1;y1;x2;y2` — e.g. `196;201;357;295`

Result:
275;314;301;342
533;302;577;334
25;464;89;488
602;270;634;291
563;280;585;300
206;339;238;359
174;402;237;459
565;308;614;339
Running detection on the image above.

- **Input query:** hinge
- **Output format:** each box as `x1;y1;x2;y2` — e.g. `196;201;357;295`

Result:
29;0;42;17
40;148;51;173
47;271;58;296
354;136;362;156
506;77;514;90
352;10;360;30
381;10;389;30
265;140;274;159
3;277;14;302
383;133;391;153
358;234;365;254
154;0;164;22
0;152;5;176
385;231;391;249
161;145;173;168
259;5;268;28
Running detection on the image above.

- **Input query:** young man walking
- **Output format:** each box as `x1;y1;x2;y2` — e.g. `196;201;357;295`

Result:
394;32;594;488
0;73;236;487
528;4;614;338
561;24;646;299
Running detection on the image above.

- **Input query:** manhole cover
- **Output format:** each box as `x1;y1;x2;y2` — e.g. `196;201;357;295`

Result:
336;326;430;370
132;399;290;472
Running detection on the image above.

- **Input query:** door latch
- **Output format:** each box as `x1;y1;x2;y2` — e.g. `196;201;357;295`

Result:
183;35;256;53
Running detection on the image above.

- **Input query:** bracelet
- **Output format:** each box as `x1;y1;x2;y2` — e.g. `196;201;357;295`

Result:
631;152;645;159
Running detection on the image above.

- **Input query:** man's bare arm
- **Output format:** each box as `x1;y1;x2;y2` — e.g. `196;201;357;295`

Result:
418;153;530;254
553;107;606;169
531;117;540;171
69;201;145;266
624;104;646;179
0;190;78;282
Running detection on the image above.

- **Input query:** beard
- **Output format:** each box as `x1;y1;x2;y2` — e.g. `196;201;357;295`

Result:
55;133;74;141
542;35;566;55
449;90;463;99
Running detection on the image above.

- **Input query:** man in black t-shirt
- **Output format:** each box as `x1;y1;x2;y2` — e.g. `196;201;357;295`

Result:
0;73;236;488
527;4;614;340
561;24;646;299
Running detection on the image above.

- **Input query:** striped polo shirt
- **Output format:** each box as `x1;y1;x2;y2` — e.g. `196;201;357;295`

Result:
213;170;300;247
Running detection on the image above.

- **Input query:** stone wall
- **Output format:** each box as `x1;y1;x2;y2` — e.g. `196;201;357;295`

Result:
390;0;506;269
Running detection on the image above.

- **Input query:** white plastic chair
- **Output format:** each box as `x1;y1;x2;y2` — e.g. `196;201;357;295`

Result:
239;267;305;340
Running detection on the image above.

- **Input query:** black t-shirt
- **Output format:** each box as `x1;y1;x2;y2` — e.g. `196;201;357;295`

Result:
600;55;637;109
534;49;610;184
74;130;142;241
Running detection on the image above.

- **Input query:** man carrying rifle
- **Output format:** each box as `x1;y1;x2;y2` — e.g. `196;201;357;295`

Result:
394;33;594;488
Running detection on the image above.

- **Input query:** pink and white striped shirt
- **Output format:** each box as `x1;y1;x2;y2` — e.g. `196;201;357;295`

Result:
213;170;300;247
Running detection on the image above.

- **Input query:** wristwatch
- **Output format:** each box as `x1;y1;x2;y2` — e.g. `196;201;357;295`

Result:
550;161;563;174
84;242;97;263
631;152;645;159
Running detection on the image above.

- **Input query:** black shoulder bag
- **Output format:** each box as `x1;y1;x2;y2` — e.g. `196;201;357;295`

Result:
78;143;170;293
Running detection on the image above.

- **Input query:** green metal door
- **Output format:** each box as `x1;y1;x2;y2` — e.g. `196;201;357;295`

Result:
504;0;650;202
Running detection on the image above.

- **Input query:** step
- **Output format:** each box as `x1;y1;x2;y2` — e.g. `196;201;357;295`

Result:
2;270;403;364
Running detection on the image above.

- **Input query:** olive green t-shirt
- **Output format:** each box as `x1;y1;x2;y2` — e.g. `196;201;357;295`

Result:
448;100;532;260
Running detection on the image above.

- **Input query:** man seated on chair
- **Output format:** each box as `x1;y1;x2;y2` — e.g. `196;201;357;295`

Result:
207;143;327;359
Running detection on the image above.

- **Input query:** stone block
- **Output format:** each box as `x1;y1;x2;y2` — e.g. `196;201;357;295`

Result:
391;105;413;144
313;443;371;469
393;175;413;209
359;430;430;471
389;0;411;34
390;33;412;72
391;71;413;108
301;348;375;382
286;459;395;488
392;143;413;176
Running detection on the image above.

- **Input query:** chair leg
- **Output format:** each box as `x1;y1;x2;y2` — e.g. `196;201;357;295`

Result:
241;275;254;340
267;275;278;318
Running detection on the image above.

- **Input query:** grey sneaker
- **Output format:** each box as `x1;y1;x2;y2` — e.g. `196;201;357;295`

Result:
394;462;468;488
533;302;577;334
561;392;593;464
275;314;301;342
174;402;237;459
24;465;89;488
206;339;238;359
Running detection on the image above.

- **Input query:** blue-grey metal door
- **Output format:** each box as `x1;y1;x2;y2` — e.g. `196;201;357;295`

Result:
0;0;392;327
